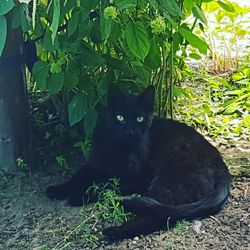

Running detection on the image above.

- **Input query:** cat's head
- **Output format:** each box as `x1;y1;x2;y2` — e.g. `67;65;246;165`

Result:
103;85;155;143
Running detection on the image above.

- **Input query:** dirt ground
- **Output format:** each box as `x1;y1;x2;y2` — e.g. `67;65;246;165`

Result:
0;152;249;250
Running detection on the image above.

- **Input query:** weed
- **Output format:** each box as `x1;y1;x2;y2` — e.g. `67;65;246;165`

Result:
174;66;250;142
172;220;190;235
16;157;28;170
55;155;67;168
86;178;131;225
0;170;8;183
51;178;131;249
202;1;250;72
73;138;92;160
166;238;176;250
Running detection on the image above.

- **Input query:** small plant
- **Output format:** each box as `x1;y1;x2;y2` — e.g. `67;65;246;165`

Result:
86;178;131;225
174;64;250;142
164;220;189;250
0;170;8;183
55;155;67;168
172;220;190;235
73;138;92;160
16;157;28;170
166;238;176;250
202;1;250;72
51;178;130;249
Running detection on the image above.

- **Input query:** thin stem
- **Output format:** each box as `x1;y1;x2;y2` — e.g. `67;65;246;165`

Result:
157;41;167;117
169;29;174;119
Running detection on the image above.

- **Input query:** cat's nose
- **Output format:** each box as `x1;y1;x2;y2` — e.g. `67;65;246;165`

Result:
125;129;135;135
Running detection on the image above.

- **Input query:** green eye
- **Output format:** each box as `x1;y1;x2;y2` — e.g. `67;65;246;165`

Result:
116;115;125;122
136;116;144;123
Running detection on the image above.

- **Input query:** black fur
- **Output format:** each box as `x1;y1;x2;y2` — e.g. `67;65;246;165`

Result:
46;85;231;239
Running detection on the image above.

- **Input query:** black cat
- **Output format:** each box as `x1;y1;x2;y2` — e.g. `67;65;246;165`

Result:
46;85;231;240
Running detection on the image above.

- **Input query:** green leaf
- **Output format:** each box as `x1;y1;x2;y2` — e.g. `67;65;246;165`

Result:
217;1;235;12
243;68;250;77
78;74;92;92
51;0;60;43
179;27;208;54
192;5;207;25
243;114;250;128
32;61;49;90
148;0;158;9
232;72;244;81
62;0;76;15
184;0;196;14
43;30;60;52
67;9;80;37
63;71;79;90
78;20;93;40
80;43;104;67
173;32;183;54
145;42;161;69
68;93;87;126
21;5;31;32
104;55;133;73
159;0;182;18
47;72;64;94
173;86;184;97
89;19;102;44
84;108;97;136
0;0;15;15
80;0;99;21
189;52;202;60
100;14;112;41
109;21;122;42
125;21;150;61
0;16;7;57
97;72;114;96
12;4;22;29
135;65;152;87
114;0;136;10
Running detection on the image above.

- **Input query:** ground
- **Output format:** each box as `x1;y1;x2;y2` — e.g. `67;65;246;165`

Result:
0;145;249;250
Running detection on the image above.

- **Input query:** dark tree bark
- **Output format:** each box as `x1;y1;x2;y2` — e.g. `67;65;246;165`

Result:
0;14;32;170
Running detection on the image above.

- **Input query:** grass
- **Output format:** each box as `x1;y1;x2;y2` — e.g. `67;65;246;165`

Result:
166;238;176;250
172;220;190;235
50;178;131;249
175;68;249;142
165;220;190;250
53;185;190;249
226;157;250;177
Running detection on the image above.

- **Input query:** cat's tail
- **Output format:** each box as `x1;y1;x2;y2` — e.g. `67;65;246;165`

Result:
122;177;231;222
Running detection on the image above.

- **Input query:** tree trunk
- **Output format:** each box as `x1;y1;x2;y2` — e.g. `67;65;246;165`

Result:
0;14;32;170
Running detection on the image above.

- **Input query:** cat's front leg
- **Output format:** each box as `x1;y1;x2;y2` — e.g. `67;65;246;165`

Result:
46;164;106;206
46;182;70;200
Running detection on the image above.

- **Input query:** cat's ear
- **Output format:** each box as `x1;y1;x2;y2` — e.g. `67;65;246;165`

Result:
137;85;155;111
107;84;124;107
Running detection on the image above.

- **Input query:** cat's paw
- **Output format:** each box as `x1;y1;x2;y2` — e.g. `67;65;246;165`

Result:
121;198;134;211
46;184;68;200
102;226;124;241
67;193;84;207
121;196;141;212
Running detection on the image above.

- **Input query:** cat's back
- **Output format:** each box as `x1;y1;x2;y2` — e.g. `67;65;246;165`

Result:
147;117;230;205
148;117;225;170
150;117;205;144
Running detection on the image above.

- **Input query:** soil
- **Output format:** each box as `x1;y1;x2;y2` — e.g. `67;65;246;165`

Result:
0;151;249;250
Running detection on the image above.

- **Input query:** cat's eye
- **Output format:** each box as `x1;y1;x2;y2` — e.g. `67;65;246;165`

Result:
136;116;144;123
116;115;125;122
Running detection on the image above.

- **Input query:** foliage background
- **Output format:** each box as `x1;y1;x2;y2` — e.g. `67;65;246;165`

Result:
0;0;249;165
